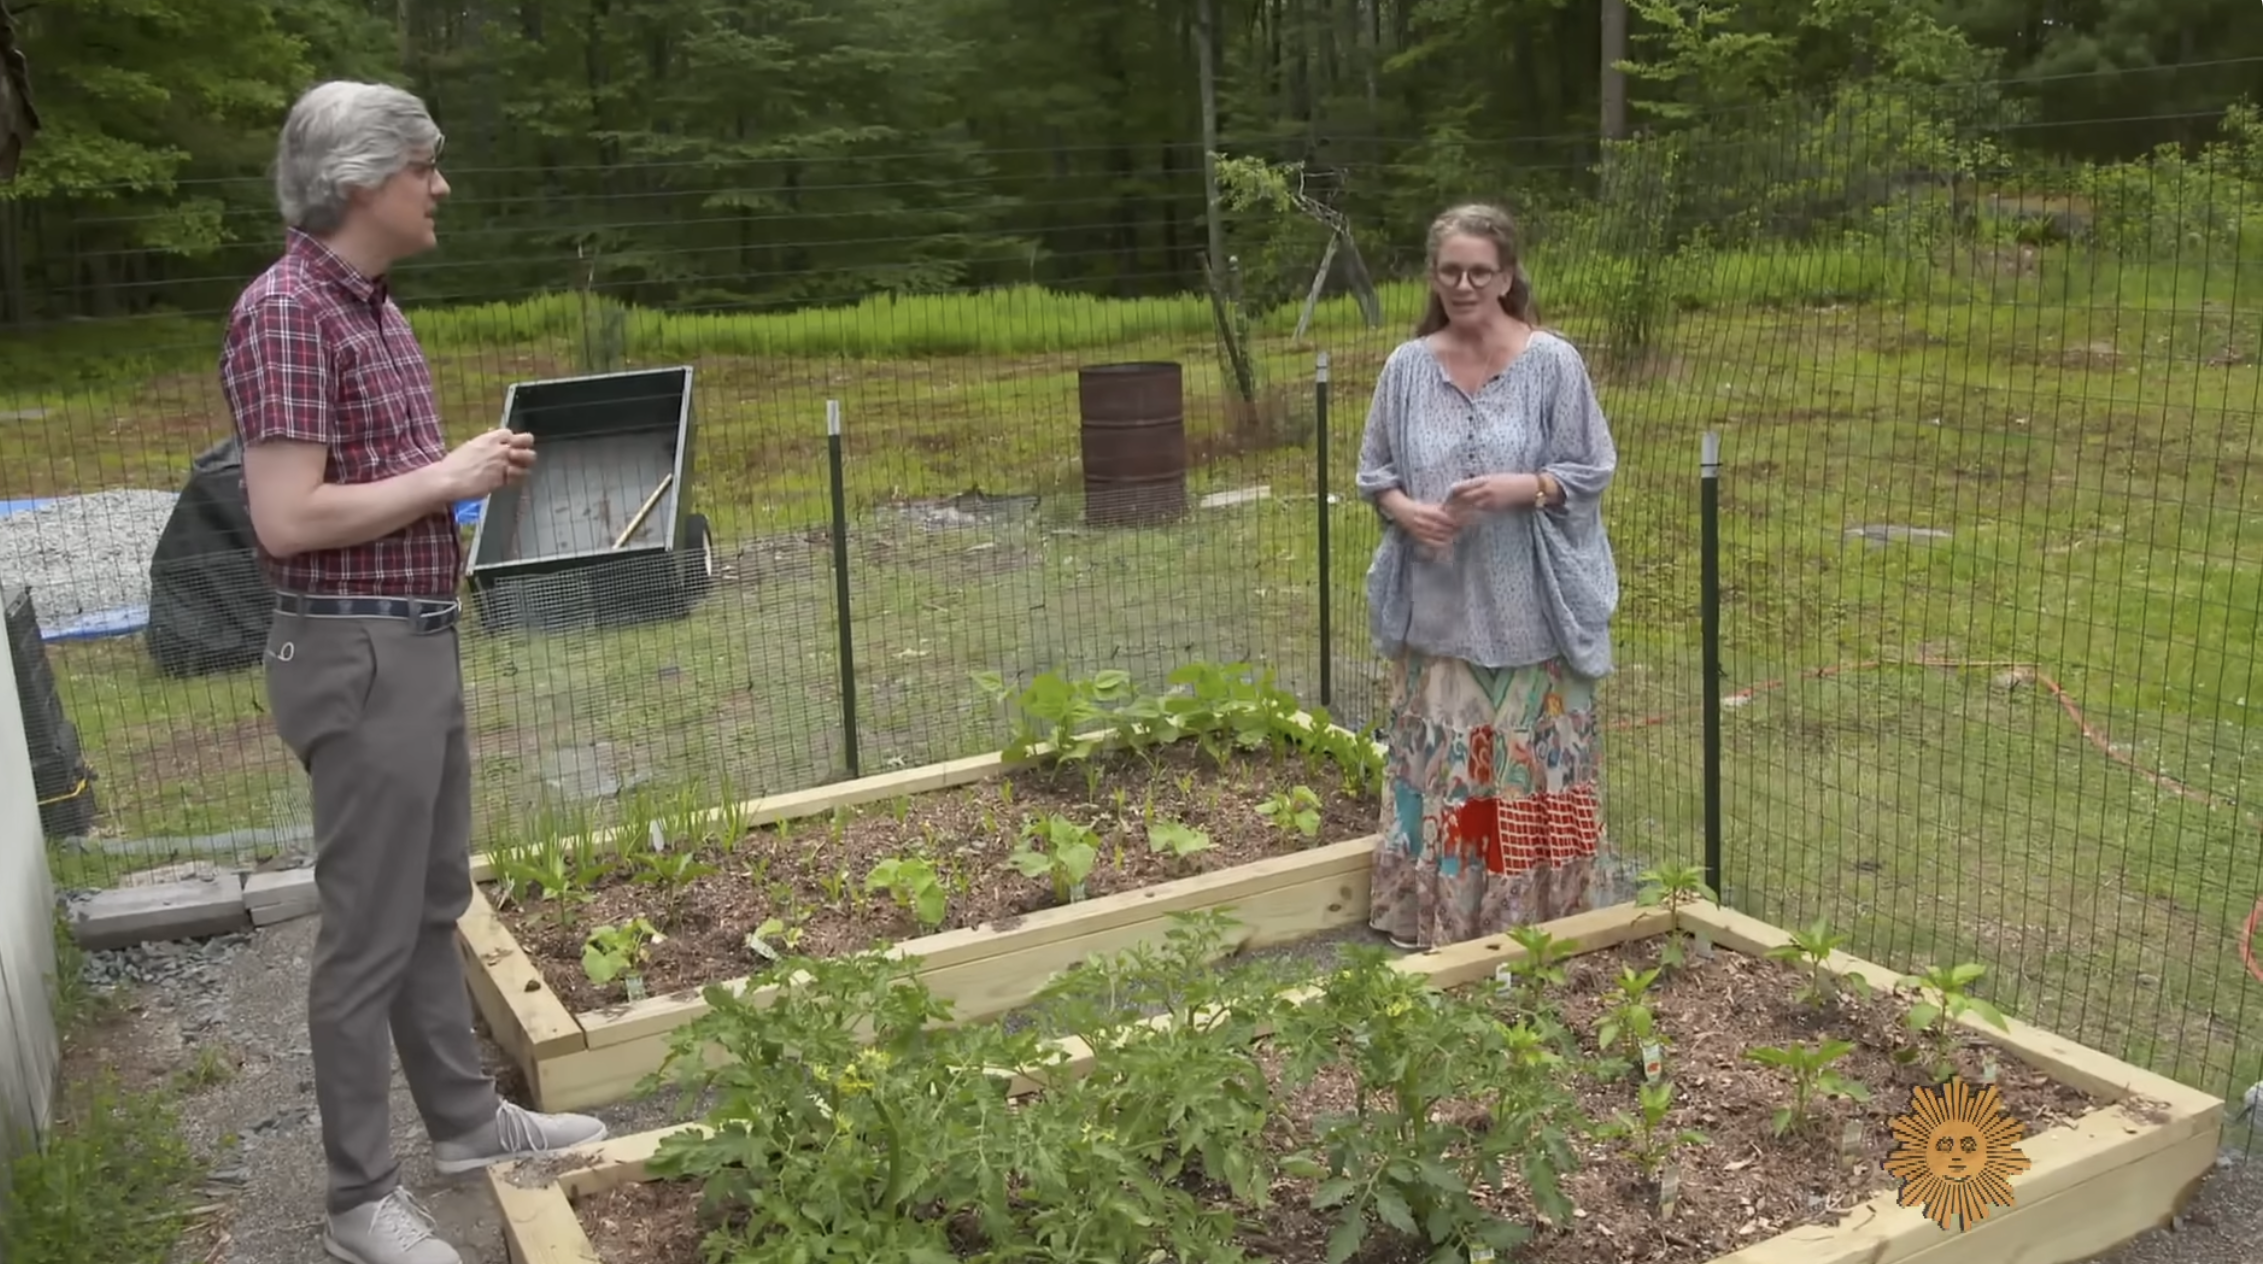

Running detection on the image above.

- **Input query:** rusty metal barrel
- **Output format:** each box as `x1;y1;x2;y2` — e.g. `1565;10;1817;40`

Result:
1077;361;1189;527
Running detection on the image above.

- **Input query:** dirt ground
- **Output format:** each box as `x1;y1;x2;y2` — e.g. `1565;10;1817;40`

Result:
50;914;2266;1264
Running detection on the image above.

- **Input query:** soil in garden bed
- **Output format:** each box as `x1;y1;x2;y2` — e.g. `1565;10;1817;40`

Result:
567;936;2106;1264
1240;938;2102;1264
493;743;1374;1013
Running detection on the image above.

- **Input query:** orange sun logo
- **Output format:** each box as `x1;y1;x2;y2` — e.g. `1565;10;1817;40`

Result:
1884;1078;2034;1231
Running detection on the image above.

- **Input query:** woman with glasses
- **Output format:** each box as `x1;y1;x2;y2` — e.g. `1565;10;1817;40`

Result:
1355;202;1625;951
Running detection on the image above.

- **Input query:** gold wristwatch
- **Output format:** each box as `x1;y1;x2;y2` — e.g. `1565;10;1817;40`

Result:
1534;473;1558;509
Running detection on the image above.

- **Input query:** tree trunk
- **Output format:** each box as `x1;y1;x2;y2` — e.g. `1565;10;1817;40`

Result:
1600;0;1628;142
1197;0;1227;278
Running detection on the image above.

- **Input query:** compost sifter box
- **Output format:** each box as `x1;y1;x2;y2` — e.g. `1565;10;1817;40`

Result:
464;366;715;634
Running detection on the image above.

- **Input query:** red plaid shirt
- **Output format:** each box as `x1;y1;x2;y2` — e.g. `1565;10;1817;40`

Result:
219;229;462;598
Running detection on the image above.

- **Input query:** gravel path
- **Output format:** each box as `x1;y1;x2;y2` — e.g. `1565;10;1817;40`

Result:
0;490;180;619
59;920;2265;1264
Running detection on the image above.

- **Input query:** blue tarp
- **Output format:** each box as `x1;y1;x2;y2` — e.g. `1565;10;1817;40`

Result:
2;494;489;643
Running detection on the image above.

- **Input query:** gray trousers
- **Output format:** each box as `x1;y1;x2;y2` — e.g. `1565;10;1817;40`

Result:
264;608;499;1213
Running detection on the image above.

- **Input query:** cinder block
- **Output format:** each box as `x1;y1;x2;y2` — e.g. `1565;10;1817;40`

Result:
70;875;248;951
242;867;320;926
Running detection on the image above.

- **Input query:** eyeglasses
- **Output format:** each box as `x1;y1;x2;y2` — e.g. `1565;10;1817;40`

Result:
1433;264;1503;290
402;158;443;184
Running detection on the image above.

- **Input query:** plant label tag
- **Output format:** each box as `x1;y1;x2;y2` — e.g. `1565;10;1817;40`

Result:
1468;1249;1496;1264
1658;1161;1681;1212
1692;928;1715;959
624;973;647;1003
1981;1058;2000;1085
1641;1042;1665;1082
1839;1118;1865;1158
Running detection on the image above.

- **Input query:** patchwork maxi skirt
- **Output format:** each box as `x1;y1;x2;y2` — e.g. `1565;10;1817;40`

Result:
1368;650;1629;950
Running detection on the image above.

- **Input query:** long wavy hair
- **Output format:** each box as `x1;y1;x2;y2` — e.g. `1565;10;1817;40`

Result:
1412;202;1539;337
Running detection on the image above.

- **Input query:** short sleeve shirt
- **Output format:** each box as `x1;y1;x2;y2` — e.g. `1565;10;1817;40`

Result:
218;229;462;598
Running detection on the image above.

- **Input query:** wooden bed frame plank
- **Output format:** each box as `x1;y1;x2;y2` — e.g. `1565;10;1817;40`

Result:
486;901;2226;1264
491;1176;596;1264
459;885;585;1059
576;836;1381;1050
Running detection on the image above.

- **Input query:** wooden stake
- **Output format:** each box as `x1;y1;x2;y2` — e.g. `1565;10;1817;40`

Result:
611;473;674;550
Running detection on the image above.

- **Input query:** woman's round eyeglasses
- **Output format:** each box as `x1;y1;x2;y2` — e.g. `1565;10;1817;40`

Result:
1433;264;1502;290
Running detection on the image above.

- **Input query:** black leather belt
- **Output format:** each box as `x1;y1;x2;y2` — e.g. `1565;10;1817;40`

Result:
274;592;460;635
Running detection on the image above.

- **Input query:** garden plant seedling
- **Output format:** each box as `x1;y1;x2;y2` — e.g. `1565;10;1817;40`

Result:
1256;784;1323;841
1634;863;1717;969
581;917;662;994
1763;915;1872;1008
1897;961;2011;1082
743;916;803;963
1595;964;1661;1070
1744;1038;1872;1136
864;854;949;929
1597;1078;1710;1189
1145;818;1215;864
1009;813;1100;904
628;845;716;928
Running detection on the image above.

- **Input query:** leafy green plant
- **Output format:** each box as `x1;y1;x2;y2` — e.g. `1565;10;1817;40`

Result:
645;946;1233;1261
742;916;803;964
1255;785;1323;841
1595;965;1661;1067
1010;814;1100;904
971;667;1136;764
1022;910;1295;1206
1146;819;1215;863
1763;916;1872;1008
493;831;615;930
974;660;1386;795
865;855;949;929
1485;925;1585;1054
1744;1038;1871;1136
817;866;850;905
1597;1078;1709;1176
629;846;717;928
582;917;663;991
1274;949;1582;1263
1634;863;1717;969
1896;962;2010;1082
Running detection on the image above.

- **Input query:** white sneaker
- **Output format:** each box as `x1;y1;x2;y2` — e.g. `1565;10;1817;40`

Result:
323;1188;461;1264
430;1101;608;1176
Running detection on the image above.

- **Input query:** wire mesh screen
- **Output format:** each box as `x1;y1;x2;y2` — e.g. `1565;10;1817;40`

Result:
1639;78;2263;1109
2;64;2255;1110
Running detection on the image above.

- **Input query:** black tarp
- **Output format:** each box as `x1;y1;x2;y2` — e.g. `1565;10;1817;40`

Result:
146;435;272;678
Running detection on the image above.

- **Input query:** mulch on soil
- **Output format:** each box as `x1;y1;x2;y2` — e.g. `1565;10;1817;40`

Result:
492;743;1374;1013
566;933;2108;1264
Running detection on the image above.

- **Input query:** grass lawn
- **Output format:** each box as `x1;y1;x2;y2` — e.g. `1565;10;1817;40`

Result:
8;244;2260;1110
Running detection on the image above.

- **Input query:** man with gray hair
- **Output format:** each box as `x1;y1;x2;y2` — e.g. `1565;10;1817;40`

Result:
220;80;606;1264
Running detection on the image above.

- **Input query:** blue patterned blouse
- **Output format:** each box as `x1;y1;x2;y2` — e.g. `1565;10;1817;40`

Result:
1354;331;1621;678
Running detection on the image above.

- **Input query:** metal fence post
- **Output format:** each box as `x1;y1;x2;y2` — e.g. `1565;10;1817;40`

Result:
1699;430;1723;900
827;399;860;778
1315;350;1332;710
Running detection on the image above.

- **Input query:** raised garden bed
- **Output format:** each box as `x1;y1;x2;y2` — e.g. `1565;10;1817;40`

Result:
457;664;1389;1111
486;894;2223;1264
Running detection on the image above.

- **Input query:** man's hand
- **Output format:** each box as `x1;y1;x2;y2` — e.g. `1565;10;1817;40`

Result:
435;429;536;500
